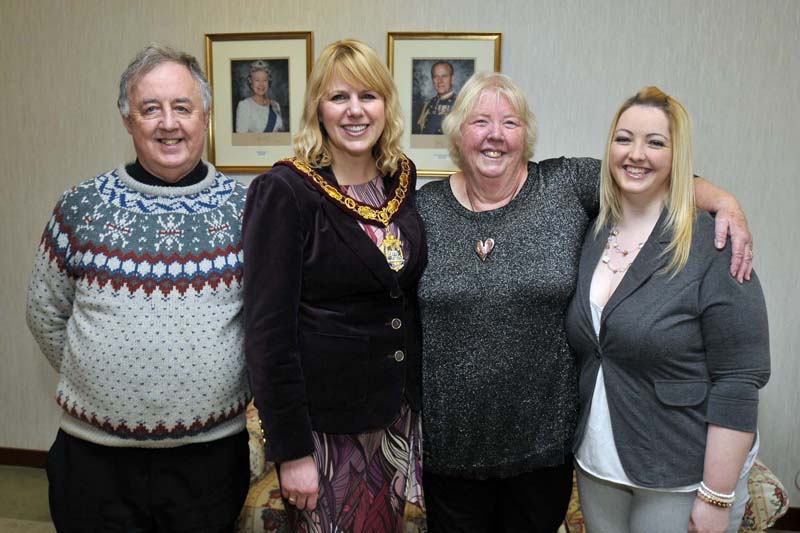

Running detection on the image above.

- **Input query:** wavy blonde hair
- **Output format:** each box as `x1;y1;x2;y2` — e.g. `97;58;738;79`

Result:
442;72;537;170
293;39;404;175
597;86;695;275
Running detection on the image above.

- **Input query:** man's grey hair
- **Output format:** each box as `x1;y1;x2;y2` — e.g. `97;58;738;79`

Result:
117;44;212;118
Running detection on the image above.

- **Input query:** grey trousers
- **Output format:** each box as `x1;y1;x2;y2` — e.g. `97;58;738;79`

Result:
575;464;749;533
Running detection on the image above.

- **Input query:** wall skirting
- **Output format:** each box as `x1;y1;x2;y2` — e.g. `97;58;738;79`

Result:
0;447;46;468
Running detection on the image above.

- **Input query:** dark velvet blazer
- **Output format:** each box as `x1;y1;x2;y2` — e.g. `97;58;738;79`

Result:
243;159;427;463
565;209;770;488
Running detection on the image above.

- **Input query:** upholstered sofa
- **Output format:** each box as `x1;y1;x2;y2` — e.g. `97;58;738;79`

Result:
235;402;788;533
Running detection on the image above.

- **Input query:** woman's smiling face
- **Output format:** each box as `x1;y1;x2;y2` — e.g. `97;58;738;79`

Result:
318;77;386;162
250;70;269;98
610;104;673;203
457;91;526;183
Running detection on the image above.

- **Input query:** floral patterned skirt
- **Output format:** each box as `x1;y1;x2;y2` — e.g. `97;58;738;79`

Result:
286;404;424;533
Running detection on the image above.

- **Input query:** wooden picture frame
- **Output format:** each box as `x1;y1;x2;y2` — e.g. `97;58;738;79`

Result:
205;32;313;173
387;32;501;177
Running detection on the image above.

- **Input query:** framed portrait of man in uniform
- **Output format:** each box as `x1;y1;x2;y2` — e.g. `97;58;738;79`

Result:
388;32;501;177
411;59;474;137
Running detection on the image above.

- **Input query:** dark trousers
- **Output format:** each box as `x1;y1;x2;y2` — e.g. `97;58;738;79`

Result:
47;429;250;533
423;461;574;533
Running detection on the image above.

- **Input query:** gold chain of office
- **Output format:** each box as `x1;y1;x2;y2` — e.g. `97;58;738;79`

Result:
282;155;410;226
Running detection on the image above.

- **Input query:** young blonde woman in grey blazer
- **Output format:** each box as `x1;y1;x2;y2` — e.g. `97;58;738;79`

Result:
566;87;770;533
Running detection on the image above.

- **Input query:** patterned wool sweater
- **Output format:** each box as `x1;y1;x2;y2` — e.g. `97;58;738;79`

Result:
26;163;250;447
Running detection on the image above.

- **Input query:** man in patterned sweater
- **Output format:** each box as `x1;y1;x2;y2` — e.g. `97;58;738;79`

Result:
26;45;250;532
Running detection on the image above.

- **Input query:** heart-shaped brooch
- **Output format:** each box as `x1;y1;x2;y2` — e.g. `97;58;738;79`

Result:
475;238;495;261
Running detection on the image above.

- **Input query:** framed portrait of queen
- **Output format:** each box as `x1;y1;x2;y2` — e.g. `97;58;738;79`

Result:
205;32;312;173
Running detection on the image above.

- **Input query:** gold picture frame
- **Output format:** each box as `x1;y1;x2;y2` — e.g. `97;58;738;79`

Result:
387;32;501;177
205;31;313;173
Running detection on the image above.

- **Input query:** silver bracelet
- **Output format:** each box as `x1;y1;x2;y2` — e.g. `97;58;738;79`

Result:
699;481;735;503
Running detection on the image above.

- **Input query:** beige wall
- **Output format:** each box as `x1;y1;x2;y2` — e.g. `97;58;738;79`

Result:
2;0;798;503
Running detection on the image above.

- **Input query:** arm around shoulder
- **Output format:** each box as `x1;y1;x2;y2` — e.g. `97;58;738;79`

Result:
693;177;753;281
539;156;601;218
570;157;602;217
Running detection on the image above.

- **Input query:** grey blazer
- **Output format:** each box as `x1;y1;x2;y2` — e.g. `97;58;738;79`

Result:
565;209;770;488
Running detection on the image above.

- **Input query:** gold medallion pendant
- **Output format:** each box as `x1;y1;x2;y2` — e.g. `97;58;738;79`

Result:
276;156;412;272
380;228;405;271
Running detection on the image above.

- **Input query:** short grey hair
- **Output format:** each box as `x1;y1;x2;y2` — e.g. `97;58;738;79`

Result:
442;72;537;170
117;44;212;118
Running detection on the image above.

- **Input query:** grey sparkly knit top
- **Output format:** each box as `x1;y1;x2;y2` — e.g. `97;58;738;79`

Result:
417;157;600;479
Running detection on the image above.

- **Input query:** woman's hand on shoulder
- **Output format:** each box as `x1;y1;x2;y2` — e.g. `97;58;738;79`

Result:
279;455;319;511
688;497;731;533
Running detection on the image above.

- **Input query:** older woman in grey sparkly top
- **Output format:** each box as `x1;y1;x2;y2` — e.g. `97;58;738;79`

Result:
414;72;754;533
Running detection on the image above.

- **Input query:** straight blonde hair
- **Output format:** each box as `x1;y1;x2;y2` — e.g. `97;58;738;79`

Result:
596;86;695;275
293;39;404;176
